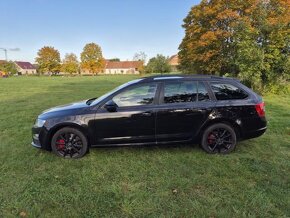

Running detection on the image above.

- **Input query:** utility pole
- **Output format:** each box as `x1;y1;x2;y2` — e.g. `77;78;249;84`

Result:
0;48;20;61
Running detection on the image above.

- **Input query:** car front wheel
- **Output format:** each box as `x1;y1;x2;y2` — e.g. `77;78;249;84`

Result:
201;123;236;154
51;127;88;158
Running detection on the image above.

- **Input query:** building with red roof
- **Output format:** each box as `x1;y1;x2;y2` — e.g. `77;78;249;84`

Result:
0;60;7;65
14;61;37;75
168;54;180;71
104;60;143;74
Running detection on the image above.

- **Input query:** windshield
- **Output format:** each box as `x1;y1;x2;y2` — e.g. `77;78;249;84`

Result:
90;78;144;106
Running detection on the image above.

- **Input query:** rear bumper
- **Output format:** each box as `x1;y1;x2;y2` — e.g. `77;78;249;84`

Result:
242;126;267;140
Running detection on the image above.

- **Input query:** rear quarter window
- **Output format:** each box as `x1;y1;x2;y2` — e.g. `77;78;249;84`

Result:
210;82;248;100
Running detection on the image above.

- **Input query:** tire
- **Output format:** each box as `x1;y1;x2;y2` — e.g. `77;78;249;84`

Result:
51;127;88;158
201;123;236;154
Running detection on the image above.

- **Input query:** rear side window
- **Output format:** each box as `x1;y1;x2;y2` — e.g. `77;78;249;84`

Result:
164;81;198;103
163;81;210;104
210;82;248;100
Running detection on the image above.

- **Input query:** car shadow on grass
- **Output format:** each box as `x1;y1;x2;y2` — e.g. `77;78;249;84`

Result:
89;142;200;152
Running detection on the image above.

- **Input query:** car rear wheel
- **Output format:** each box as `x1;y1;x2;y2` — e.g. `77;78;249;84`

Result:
51;127;88;158
201;123;236;154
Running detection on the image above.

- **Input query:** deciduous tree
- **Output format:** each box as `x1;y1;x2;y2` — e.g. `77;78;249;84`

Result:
133;51;147;74
179;0;289;92
35;46;61;74
0;61;18;74
145;54;171;74
80;43;105;75
61;53;79;75
133;51;147;63
108;58;120;62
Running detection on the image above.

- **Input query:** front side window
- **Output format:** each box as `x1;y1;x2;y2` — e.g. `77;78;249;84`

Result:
210;82;248;100
113;84;157;107
163;81;198;104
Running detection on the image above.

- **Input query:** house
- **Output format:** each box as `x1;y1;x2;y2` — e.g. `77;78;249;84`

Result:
104;61;143;74
168;54;179;71
14;61;37;75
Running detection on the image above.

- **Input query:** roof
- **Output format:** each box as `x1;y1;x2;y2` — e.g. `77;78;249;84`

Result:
168;54;179;66
15;61;36;69
0;60;7;65
105;61;143;69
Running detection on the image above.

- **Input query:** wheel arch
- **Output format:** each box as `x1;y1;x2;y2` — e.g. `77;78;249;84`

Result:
197;118;242;141
45;122;90;150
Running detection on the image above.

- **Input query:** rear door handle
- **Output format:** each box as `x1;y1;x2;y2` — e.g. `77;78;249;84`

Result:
197;109;205;113
197;108;210;114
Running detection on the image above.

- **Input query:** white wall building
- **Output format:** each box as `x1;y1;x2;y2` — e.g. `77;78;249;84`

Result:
15;61;37;75
104;61;143;74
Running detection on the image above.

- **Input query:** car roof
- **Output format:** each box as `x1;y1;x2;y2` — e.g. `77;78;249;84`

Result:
141;74;239;82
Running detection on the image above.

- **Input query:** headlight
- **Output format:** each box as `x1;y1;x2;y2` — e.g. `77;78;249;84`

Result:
35;118;46;127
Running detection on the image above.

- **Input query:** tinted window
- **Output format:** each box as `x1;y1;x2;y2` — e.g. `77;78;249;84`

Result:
113;84;157;107
198;82;210;101
164;81;198;103
210;83;248;100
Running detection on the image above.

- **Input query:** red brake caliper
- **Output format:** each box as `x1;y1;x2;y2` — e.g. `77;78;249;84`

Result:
56;139;65;150
208;133;216;144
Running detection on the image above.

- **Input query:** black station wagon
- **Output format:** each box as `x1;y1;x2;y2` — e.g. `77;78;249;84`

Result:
32;75;267;158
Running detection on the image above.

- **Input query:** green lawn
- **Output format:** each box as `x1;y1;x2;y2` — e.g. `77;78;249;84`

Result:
0;76;289;217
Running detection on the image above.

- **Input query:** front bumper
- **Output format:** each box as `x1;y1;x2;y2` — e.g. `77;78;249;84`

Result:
32;125;42;148
31;126;49;149
31;141;41;148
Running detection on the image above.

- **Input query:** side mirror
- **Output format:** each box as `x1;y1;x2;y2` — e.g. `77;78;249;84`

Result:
104;100;118;112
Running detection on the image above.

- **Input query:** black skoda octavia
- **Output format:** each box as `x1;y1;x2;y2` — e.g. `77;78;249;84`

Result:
32;75;267;158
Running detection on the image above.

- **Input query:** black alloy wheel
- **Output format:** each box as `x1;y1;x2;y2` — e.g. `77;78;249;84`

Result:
201;123;236;154
51;127;88;158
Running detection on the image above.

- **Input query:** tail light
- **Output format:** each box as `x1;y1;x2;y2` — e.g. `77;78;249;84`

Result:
255;102;265;117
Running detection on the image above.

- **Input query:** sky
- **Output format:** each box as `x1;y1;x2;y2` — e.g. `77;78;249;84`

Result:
0;0;200;63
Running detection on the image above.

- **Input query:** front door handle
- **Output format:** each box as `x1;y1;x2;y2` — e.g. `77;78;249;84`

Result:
142;111;152;116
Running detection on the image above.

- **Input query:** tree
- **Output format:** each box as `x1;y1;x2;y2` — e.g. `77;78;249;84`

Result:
133;51;147;63
179;0;289;92
61;53;79;74
108;58;120;62
0;61;18;74
80;43;105;75
133;52;147;74
35;46;61;74
145;54;171;74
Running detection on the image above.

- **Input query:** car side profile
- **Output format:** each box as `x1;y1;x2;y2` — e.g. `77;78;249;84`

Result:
32;75;267;158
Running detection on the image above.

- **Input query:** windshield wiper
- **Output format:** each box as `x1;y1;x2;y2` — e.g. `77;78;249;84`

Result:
86;97;98;105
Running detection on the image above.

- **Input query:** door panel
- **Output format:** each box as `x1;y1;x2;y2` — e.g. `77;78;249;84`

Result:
93;82;160;145
155;80;212;142
156;103;209;142
94;106;156;145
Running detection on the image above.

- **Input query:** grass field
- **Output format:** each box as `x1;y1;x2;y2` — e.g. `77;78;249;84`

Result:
0;75;289;217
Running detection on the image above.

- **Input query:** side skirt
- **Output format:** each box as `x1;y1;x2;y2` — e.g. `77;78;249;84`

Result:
90;139;193;147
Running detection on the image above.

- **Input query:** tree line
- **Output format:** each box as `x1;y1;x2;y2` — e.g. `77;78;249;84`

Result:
178;0;289;92
34;43;173;75
35;43;105;75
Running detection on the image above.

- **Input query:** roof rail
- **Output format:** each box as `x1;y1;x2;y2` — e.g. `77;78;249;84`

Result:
143;74;218;80
142;74;240;81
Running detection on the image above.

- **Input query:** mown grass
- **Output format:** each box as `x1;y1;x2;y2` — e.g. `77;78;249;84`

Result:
0;75;289;217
